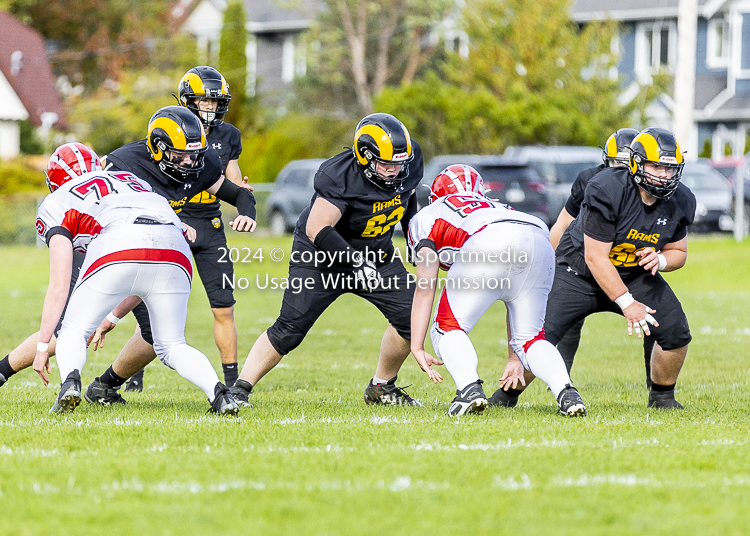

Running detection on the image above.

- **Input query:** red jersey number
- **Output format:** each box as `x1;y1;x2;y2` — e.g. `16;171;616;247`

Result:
446;195;493;217
71;177;113;200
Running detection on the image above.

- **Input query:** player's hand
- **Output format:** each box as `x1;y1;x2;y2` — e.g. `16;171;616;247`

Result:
182;223;197;243
230;215;257;232
623;301;658;338
33;350;52;386
500;358;526;391
412;348;443;383
241;176;254;191
354;260;382;292
636;247;660;275
87;319;117;351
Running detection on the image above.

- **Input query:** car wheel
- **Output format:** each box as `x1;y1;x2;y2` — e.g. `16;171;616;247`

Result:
269;211;287;236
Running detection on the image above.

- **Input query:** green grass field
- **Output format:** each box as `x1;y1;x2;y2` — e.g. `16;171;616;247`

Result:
1;233;749;535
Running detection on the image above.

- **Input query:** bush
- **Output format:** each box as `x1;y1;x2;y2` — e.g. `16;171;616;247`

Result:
0;158;47;194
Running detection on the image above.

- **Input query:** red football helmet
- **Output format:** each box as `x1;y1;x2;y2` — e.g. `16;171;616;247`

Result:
430;164;485;203
46;142;102;192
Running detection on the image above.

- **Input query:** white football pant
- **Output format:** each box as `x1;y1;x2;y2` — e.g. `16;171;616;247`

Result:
429;222;572;397
55;224;220;400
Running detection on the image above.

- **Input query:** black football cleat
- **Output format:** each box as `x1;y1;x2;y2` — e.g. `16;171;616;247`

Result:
557;384;587;417
648;389;684;410
124;369;144;392
448;380;488;416
208;383;240;416
50;370;82;414
488;388;520;408
364;376;423;406
84;377;126;406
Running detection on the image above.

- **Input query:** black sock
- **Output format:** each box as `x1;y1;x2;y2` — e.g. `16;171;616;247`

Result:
129;369;144;382
0;355;16;379
651;382;676;392
504;388;523;398
222;363;239;387
99;366;127;389
234;379;253;393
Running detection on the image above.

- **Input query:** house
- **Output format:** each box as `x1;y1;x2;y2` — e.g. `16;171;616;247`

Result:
179;0;322;102
572;0;750;160
0;11;65;160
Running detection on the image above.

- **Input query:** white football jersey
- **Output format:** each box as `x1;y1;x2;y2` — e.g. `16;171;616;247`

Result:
408;193;547;269
36;169;182;252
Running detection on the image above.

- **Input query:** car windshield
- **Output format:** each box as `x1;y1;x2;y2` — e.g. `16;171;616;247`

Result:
477;166;533;182
680;171;728;191
554;162;600;184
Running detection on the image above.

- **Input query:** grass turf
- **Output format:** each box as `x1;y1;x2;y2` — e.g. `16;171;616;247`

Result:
1;233;749;535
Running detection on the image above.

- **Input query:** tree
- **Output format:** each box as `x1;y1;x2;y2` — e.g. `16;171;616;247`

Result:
219;0;247;128
299;0;453;116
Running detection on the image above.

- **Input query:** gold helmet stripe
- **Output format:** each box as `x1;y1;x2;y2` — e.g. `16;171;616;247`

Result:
354;124;393;164
182;72;206;95
220;76;229;95
149;117;188;150
401;123;412;157
605;134;617;157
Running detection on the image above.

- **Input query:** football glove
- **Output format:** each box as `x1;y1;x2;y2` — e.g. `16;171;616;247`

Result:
354;259;382;293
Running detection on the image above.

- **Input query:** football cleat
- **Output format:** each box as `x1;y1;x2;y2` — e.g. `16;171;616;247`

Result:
363;376;423;406
557;384;587;417
229;379;254;408
208;383;240;416
648;389;684;410
0;372;6;388
488;388;519;408
124;369;144;392
50;370;82;414
448;380;488;416
84;377;126;406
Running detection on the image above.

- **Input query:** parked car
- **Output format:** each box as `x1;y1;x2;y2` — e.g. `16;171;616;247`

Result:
266;159;325;235
416;155;549;223
680;162;734;232
502;145;603;224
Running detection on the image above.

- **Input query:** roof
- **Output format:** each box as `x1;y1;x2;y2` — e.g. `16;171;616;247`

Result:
177;0;324;34
571;0;724;22
0;11;65;128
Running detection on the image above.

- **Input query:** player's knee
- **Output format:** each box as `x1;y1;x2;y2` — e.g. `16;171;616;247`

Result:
267;322;306;355
211;306;235;323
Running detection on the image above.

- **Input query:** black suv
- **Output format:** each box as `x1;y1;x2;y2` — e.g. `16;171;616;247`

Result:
266;159;325;234
416;155;550;225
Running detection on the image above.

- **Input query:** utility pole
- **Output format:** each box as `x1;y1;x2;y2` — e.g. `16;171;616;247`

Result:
674;0;698;159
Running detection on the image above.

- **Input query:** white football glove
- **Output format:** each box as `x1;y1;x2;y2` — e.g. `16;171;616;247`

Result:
354;259;382;293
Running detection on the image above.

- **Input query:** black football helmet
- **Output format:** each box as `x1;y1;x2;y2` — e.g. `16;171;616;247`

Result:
178;66;231;128
629;127;684;200
353;113;414;191
147;105;207;184
603;128;639;167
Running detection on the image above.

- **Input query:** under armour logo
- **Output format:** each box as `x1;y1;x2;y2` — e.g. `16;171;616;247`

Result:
656;218;667;225
212;143;222;150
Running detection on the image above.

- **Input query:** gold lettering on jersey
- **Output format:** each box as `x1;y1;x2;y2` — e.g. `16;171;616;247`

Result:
609;242;652;268
169;197;188;208
625;228;660;244
373;195;401;213
189;191;217;204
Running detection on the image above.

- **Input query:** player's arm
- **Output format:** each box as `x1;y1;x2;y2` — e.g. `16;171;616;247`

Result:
635;236;688;275
224;159;254;191
410;245;443;383
33;234;74;385
207;176;257;232
88;295;143;351
549;207;575;249
584;235;658;338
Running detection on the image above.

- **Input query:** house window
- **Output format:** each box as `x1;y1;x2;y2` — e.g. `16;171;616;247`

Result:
636;21;676;78
707;17;729;67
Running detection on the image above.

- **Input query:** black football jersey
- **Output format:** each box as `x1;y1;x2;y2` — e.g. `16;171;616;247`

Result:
180;122;242;218
556;167;696;280
293;141;424;263
564;163;606;218
102;139;224;218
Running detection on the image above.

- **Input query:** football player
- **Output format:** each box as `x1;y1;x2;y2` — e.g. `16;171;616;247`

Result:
81;105;256;405
31;142;238;415
409;164;586;416
541;128;655;389
229;113;424;408
124;66;247;391
496;127;695;410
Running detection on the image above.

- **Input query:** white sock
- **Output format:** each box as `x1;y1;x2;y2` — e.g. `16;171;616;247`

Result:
372;375;391;385
54;329;88;383
523;340;571;398
163;344;220;401
434;330;479;391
